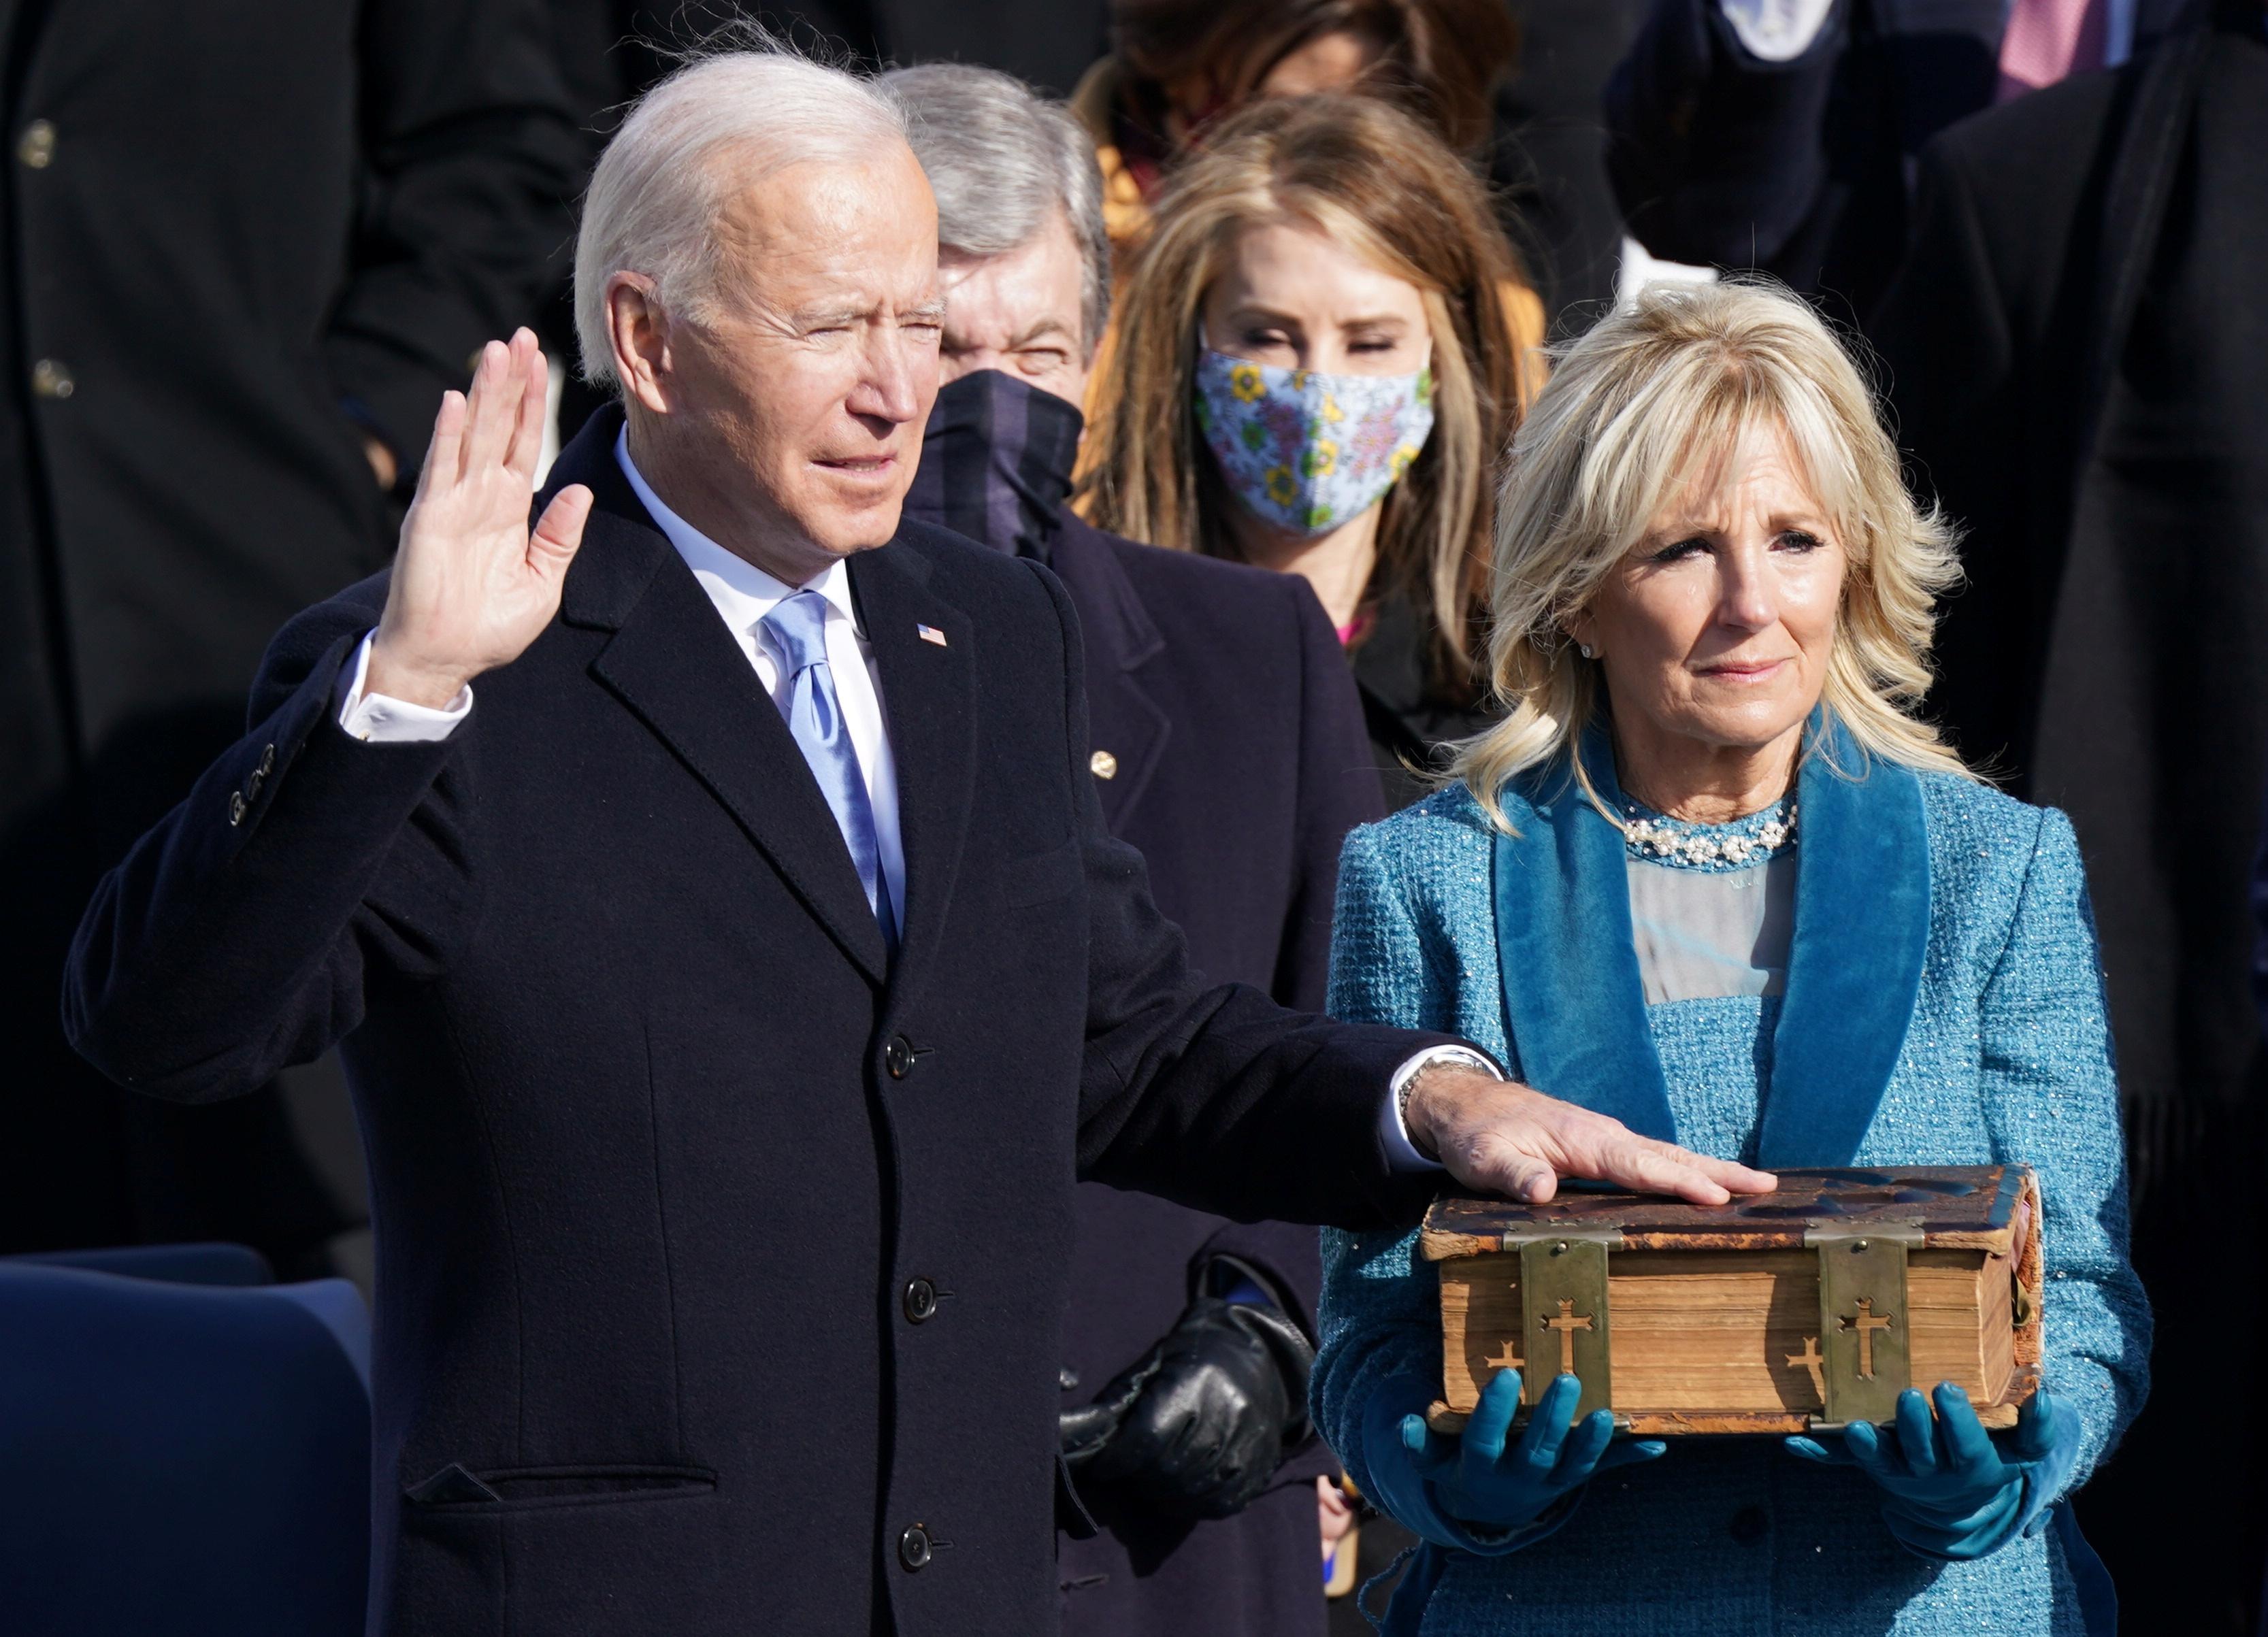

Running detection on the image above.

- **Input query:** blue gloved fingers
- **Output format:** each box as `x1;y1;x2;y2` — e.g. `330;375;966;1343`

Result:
1894;1387;1941;1479
1782;1435;1850;1466
2013;1388;2063;1461
1930;1383;1998;1477
1552;1407;1617;1481
1400;1414;1464;1483
1512;1373;1583;1473
1594;1437;1669;1473
1841;1418;1905;1488
1462;1368;1526;1465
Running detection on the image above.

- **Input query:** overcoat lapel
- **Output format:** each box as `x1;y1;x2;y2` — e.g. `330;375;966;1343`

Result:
847;544;976;1011
558;431;890;987
1488;719;1931;1164
1045;520;1169;827
1753;726;1931;1168
1490;735;1679;1142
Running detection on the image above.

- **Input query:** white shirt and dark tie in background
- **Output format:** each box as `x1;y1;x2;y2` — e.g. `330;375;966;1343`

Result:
335;433;1473;1168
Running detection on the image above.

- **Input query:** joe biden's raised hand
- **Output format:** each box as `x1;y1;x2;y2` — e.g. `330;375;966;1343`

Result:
1404;1065;1776;1206
367;330;594;709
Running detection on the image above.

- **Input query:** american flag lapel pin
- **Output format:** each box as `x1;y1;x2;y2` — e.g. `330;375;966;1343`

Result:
917;623;949;647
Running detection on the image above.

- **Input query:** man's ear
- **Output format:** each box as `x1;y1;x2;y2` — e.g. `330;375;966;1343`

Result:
608;273;673;416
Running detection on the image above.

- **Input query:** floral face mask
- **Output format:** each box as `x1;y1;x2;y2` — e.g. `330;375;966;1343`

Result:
1192;350;1436;540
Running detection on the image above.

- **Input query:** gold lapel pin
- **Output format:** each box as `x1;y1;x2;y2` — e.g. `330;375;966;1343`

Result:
917;623;948;646
1090;750;1118;780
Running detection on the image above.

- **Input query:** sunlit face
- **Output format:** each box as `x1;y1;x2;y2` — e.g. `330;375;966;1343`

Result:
1571;425;1847;766
612;144;943;580
936;212;1089;408
1200;221;1430;378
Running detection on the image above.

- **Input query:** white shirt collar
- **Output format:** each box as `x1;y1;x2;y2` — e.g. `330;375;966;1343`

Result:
614;426;861;638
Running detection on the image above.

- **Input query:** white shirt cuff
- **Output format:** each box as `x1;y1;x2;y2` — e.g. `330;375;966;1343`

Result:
335;631;472;743
1719;0;1837;61
1381;1046;1502;1174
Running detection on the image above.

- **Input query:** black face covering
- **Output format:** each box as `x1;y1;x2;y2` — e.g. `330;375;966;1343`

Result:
902;368;1085;561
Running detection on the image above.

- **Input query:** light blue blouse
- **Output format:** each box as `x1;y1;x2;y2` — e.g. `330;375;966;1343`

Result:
1315;741;2150;1636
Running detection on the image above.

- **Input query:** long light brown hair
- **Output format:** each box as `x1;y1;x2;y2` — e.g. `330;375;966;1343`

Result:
1080;93;1524;681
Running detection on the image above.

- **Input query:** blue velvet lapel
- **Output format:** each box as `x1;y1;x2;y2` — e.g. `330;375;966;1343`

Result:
1488;717;1931;1165
1490;732;1679;1142
1753;723;1930;1168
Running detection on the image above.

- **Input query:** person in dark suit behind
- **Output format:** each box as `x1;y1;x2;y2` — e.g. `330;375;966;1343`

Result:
61;46;1769;1637
885;63;1381;1634
0;0;580;1266
1867;11;2268;1626
1603;0;2194;320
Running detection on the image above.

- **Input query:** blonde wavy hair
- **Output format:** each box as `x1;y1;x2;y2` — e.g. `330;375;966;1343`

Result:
1080;93;1526;680
1452;279;1971;830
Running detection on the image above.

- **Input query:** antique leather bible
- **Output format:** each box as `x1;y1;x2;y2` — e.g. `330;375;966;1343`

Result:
1422;1165;2041;1434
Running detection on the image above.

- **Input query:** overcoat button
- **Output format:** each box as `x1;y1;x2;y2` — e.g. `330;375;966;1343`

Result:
885;1036;916;1080
228;791;247;826
1728;1504;1768;1544
17;119;55;169
259;743;276;775
898;1525;932;1571
902;1277;938;1324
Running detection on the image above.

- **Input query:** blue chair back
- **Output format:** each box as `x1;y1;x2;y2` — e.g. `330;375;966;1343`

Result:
12;1241;276;1287
0;1262;370;1636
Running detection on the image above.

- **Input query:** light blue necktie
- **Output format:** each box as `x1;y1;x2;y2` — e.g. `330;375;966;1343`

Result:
761;590;897;950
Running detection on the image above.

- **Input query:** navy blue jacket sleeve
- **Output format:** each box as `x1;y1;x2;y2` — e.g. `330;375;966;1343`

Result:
1605;0;1847;269
1036;561;1453;1231
62;576;474;1102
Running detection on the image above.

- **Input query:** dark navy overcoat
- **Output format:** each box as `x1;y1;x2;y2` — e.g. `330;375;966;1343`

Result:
61;412;1449;1637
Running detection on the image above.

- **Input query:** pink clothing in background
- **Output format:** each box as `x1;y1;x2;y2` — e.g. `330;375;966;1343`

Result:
1996;0;2109;100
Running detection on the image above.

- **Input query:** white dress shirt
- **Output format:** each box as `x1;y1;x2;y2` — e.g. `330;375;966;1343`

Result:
337;432;1470;1171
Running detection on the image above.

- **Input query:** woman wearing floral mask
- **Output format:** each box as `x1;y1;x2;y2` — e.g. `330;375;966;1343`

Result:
1081;94;1527;808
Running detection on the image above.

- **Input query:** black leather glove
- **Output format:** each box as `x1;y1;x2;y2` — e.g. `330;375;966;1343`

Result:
1058;1292;1315;1521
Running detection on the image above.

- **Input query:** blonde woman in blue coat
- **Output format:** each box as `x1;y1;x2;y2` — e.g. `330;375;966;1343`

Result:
1315;280;2150;1636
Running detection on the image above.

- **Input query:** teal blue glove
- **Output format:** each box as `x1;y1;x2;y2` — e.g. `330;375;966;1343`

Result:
1362;1368;1666;1554
1786;1383;2080;1561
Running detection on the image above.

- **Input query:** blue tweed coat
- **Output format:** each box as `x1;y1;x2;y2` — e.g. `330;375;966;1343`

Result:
1315;729;2150;1635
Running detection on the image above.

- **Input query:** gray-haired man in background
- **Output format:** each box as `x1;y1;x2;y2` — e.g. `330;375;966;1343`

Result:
885;63;1382;1636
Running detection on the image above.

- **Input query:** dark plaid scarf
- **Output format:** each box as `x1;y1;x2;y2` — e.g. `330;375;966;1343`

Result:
903;369;1085;562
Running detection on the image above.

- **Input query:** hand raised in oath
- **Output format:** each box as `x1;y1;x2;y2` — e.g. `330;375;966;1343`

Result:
367;329;595;708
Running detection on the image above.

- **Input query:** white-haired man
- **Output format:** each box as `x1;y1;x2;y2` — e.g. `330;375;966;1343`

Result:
65;46;1771;1636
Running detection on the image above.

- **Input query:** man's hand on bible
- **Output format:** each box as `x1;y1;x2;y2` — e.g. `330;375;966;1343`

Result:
367;330;593;708
1402;1065;1777;1205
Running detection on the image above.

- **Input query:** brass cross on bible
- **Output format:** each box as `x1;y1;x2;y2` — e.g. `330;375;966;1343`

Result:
1788;1336;1827;1400
1839;1297;1894;1379
1541;1297;1594;1375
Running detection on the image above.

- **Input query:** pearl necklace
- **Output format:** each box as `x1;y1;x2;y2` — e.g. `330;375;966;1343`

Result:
1619;795;1798;872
